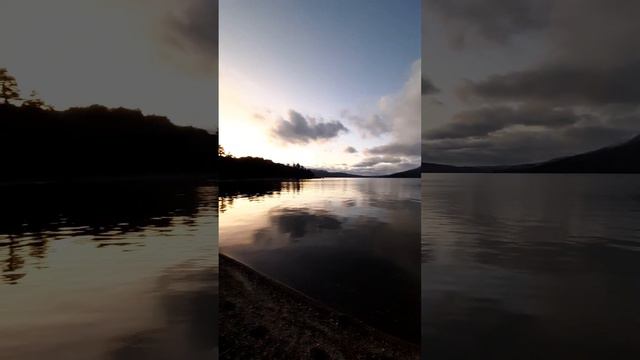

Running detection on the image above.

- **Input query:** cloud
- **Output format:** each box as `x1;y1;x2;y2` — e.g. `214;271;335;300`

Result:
366;142;421;156
422;76;440;96
458;61;640;106
272;110;348;144
343;112;392;138
422;104;634;165
355;59;421;173
452;0;640;108
345;146;358;153
545;0;640;68
378;59;421;147
429;0;552;49
162;0;218;69
350;155;419;176
344;59;421;146
423;124;634;166
335;60;421;175
353;156;404;168
424;0;640;165
424;106;582;140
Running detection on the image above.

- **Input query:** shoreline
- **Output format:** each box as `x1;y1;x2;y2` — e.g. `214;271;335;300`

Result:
219;253;419;359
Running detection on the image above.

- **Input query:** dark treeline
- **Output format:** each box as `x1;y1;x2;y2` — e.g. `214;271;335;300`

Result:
0;100;316;182
217;147;314;180
1;67;317;182
1;67;365;182
0;102;218;181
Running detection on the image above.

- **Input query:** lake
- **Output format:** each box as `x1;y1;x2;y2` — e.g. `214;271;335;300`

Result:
219;178;421;343
422;174;640;359
0;180;218;360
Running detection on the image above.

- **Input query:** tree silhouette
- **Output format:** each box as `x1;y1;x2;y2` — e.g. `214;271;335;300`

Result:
0;68;21;105
22;90;51;110
218;145;229;157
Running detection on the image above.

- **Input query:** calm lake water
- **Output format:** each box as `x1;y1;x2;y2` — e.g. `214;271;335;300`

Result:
219;178;421;343
422;174;640;359
0;181;218;360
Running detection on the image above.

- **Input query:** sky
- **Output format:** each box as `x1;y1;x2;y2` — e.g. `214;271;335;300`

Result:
422;0;640;166
0;0;218;131
219;0;421;176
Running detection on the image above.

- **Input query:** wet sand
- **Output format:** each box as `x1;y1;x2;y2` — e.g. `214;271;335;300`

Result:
219;254;419;360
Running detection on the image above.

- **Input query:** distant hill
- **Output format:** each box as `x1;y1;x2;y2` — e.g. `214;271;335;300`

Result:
513;134;640;173
310;169;364;178
0;103;217;181
312;167;421;178
383;167;421;178
422;134;640;174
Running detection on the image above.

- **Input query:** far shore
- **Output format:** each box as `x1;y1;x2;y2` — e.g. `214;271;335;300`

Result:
0;173;218;187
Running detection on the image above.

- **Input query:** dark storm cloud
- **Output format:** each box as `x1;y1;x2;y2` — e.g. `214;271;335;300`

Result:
424;0;640;165
164;0;218;64
272;110;348;144
459;61;640;106
453;0;640;108
429;0;552;49
424;106;581;140
546;0;640;68
345;146;358;153
366;142;421;157
422;76;440;95
423;124;634;166
608;108;640;130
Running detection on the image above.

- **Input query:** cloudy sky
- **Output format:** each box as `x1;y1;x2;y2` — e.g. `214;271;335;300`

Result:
0;0;217;131
219;0;421;176
422;0;640;166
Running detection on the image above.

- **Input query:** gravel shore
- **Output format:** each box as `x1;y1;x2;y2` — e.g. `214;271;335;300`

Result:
219;254;419;360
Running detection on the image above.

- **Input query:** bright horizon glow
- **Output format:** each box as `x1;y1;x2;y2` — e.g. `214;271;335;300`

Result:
219;0;421;175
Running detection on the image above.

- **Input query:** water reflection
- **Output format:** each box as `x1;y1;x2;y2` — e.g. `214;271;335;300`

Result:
219;178;421;343
108;263;217;360
422;174;640;359
0;180;218;360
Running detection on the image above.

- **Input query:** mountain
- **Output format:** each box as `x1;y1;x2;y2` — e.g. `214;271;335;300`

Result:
512;134;640;173
422;134;640;174
384;167;421;178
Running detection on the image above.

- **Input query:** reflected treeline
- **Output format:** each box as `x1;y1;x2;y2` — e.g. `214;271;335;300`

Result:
0;180;216;285
218;180;304;213
240;206;421;343
220;179;422;343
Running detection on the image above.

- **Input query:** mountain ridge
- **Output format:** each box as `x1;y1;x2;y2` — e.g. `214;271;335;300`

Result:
311;167;421;178
422;134;640;173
